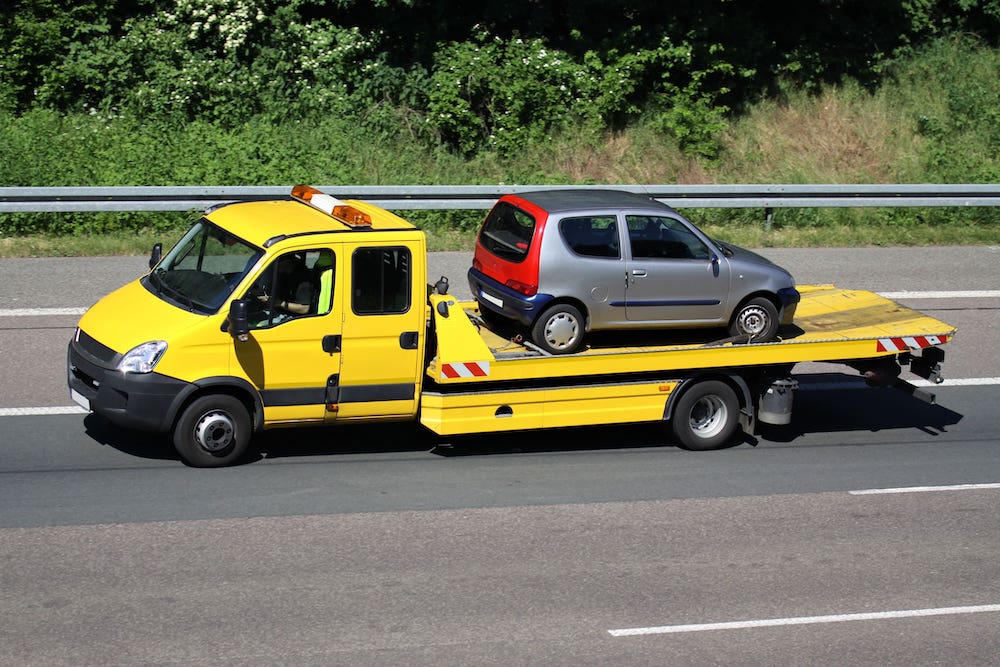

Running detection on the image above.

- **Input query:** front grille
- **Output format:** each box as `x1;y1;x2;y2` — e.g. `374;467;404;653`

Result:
75;328;120;365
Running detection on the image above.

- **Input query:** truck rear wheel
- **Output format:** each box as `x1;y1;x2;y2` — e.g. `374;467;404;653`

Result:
671;380;740;451
173;394;251;467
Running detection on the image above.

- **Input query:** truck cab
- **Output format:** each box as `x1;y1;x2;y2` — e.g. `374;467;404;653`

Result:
68;186;428;466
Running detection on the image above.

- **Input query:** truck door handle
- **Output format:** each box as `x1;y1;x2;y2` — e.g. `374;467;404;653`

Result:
322;334;341;354
399;331;419;350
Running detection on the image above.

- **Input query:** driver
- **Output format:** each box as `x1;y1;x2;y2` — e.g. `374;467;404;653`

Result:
258;253;314;318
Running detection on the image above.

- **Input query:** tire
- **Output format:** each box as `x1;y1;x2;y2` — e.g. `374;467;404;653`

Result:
531;303;584;354
173;394;252;467
671;380;740;451
729;296;780;341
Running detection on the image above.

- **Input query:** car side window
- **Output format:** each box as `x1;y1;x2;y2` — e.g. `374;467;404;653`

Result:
352;246;411;315
626;215;711;260
245;249;335;329
559;215;620;258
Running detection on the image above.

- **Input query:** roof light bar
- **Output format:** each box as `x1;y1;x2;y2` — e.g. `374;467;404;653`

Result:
291;185;372;228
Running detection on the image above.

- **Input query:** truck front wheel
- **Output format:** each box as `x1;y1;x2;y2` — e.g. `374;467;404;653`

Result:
671;380;740;451
173;394;252;467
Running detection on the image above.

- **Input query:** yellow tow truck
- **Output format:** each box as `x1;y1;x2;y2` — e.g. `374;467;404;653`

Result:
67;186;956;466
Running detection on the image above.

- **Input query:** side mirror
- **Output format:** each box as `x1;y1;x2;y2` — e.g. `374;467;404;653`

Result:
149;243;163;269
227;299;250;341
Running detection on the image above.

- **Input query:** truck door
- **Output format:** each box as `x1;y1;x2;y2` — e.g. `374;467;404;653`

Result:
624;214;731;324
233;248;342;423
333;243;424;419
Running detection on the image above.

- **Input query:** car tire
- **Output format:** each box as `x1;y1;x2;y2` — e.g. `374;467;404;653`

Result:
173;394;252;467
531;304;584;354
671;380;740;451
729;297;780;341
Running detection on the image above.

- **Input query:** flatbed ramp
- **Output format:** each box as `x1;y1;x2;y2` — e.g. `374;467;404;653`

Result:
427;285;956;385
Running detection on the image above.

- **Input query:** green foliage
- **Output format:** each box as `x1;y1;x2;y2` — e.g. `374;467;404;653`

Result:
3;1;1000;243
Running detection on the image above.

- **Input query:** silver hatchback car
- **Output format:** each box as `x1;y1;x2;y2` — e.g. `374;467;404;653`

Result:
468;189;800;354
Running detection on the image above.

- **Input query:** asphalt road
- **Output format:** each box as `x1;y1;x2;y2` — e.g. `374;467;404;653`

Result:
1;247;999;665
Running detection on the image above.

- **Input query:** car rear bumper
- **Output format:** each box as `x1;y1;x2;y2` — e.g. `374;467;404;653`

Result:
467;267;554;327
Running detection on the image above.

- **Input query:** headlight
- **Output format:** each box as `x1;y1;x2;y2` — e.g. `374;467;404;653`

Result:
118;341;167;374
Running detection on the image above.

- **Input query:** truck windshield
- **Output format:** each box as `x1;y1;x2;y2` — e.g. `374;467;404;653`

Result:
143;219;263;314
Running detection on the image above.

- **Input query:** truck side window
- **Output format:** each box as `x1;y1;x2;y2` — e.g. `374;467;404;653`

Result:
352;247;411;315
245;249;335;328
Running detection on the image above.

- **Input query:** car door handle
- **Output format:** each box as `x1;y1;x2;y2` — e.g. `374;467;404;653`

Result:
631;269;647;277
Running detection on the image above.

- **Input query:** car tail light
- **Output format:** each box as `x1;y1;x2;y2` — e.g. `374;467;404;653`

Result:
473;258;482;271
505;279;537;296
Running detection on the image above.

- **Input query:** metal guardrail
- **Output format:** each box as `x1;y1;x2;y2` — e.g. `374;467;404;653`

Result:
1;184;1000;212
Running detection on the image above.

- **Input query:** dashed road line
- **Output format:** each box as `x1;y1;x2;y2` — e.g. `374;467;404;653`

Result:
0;406;88;416
608;603;1000;637
849;482;1000;495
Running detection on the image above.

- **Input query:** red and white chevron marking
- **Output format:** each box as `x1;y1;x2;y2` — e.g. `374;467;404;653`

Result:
440;361;490;379
876;335;949;352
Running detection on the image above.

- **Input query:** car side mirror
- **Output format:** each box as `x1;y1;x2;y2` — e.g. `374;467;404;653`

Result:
149;243;163;269
227;299;250;341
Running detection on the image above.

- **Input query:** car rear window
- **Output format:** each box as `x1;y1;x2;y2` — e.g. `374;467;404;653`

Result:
478;202;535;262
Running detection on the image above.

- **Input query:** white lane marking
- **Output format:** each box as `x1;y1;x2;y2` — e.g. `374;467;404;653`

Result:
4;378;999;416
0;307;87;317
0;290;995;317
879;290;1000;299
800;377;1000;390
849;483;1000;495
608;604;1000;637
911;377;1000;387
0;406;88;416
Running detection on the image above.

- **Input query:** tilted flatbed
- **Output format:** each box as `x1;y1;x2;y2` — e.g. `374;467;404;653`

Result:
419;285;955;442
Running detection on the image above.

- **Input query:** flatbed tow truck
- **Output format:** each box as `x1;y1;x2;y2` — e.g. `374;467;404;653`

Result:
67;186;955;466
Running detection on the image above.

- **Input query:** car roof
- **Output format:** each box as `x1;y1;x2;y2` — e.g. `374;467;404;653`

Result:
509;189;678;214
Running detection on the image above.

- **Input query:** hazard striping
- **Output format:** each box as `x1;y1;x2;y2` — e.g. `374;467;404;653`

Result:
876;335;948;352
0;307;87;317
608;604;1000;637
879;290;1000;299
0;406;88;416
440;361;490;379
849;482;1000;495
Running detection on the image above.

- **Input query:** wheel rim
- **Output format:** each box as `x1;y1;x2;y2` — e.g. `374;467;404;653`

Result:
736;305;770;336
543;312;579;350
193;410;236;453
689;395;728;439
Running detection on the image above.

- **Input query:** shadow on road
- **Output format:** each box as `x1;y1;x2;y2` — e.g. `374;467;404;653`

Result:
758;373;964;444
83;414;179;461
82;372;965;465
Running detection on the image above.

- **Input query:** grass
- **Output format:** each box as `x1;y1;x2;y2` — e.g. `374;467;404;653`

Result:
3;38;1000;256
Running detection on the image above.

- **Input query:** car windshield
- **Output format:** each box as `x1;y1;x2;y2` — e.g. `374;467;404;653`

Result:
143;219;263;314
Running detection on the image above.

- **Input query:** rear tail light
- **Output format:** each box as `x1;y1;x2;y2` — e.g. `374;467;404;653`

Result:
473;258;482;271
505;279;537;297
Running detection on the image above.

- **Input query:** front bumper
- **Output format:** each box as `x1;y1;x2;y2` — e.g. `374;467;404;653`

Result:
67;332;191;433
778;287;801;325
